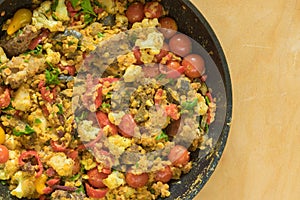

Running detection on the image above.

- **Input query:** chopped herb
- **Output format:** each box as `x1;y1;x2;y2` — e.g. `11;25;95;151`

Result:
76;184;85;194
75;111;87;123
25;44;43;55
94;0;103;7
205;95;210;104
13;124;35;136
35;118;42;124
181;98;198;112
51;0;59;11
24;59;29;63
155;131;169;141
57;103;63;114
6;115;12;119
70;173;80;181
105;92;112;98
135;162;139;168
81;0;96;16
0;180;6;185
155;73;166;80
70;0;80;8
1;103;14;111
52;13;59;21
97;32;104;38
101;102;110;109
45;68;60;85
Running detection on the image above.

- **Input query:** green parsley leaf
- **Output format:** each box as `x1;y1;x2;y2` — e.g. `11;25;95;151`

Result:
181;98;198;111
97;32;104;38
101;102;111;109
35;118;42;124
13;124;35;136
155;131;169;141
45;68;60;85
70;0;80;8
76;184;85;194
81;0;96;16
57;103;64;115
70;173;81;181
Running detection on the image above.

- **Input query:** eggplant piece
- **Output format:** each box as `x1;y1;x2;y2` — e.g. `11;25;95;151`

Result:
99;14;116;26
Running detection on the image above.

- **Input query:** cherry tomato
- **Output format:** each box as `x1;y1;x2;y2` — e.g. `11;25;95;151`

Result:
168;145;190;167
169;33;192;57
155;42;169;63
159;17;178;39
85;183;108;198
118;114;136;138
126;171;149;188
155;166;172;183
0;88;11;108
87;168;109;188
167;60;181;70
126;2;145;23
28;29;50;50
0;145;9;163
182;54;205;78
144;2;163;19
166;118;181;136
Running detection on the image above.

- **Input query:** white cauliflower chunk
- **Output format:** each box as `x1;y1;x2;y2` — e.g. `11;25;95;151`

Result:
135;30;164;51
108;111;125;125
11;171;36;199
12;84;31;111
47;153;74;176
0;47;8;63
123;65;143;82
106;135;132;156
102;171;125;189
77;120;100;142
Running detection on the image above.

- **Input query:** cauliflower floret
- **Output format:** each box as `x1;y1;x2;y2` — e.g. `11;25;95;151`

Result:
123;65;143;82
108;111;125;125
196;93;209;115
45;48;61;65
47;153;74;176
0;151;19;180
32;1;65;32
77;120;100;142
10;171;37;199
106;135;132;156
135;30;164;51
0;47;8;64
12;84;31;111
102;171;125;189
54;0;70;21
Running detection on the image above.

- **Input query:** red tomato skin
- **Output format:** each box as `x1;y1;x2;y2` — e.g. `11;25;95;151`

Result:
159;17;178;39
85;183;108;198
168;145;190;167
125;172;149;188
155;166;172;183
96;111;118;135
118;114;136;138
144;2;163;19
87;168;109;188
126;2;145;23
182;54;205;78
0;88;10;108
169;34;192;57
0;145;9;164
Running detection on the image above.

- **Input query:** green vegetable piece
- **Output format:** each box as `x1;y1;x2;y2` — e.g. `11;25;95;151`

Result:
34;118;42;124
70;0;80;8
57;103;64;114
76;184;85;194
45;67;60;85
97;32;104;38
81;0;96;16
181;98;198;111
13;124;35;136
155;131;169;141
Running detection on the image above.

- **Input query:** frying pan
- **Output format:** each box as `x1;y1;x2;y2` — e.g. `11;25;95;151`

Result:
0;0;232;199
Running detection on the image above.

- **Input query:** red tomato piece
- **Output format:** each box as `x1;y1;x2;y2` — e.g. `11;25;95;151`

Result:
133;47;143;65
28;29;50;50
0;88;11;108
165;104;180;120
155;42;169;63
95;86;103;110
182;54;205;78
0;145;9;164
46;178;60;187
125;171;149;188
19;150;43;177
50;140;67;152
159;17;178;39
85;183;108;198
155;166;172;183
169;33;192;57
144;2;163;19
118;114;136;138
168;145;190;167
87;168;110;188
96;111;118;135
126;2;145;23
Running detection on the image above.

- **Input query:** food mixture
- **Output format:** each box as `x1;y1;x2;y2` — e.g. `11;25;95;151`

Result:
0;0;216;199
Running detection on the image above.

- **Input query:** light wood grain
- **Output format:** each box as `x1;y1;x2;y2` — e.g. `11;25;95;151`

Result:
190;0;300;199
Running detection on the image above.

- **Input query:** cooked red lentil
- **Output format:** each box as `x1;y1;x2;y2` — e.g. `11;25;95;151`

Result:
0;0;216;199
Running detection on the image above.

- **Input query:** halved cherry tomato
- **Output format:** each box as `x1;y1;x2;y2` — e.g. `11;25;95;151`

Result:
125;171;149;188
169;33;192;57
87;167;109;188
38;81;57;104
155;166;172;183
144;2;163;19
0;145;9;164
126;2;145;23
168;145;190;167
96;111;118;135
182;54;205;78
159;17;178;39
66;0;78;18
118;114;136;138
0;88;11;108
85;183;108;198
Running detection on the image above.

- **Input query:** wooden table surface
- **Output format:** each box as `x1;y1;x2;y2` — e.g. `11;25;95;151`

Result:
190;0;300;199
